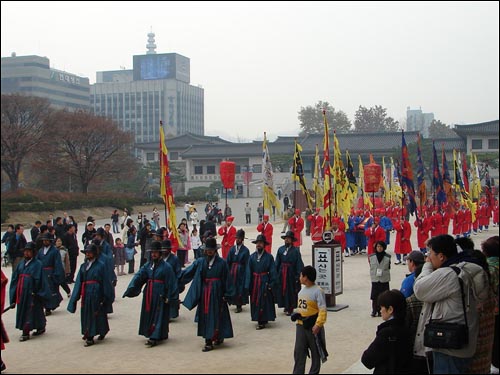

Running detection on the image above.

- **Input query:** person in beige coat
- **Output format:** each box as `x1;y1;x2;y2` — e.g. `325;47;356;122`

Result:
413;234;489;374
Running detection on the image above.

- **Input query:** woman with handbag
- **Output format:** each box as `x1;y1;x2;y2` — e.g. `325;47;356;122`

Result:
413;234;489;374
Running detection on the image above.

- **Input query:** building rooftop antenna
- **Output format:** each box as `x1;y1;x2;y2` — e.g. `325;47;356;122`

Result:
146;28;157;55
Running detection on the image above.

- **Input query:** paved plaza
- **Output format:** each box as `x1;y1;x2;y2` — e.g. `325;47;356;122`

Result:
1;197;498;373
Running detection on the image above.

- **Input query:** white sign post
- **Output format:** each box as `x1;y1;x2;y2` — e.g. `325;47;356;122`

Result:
312;232;348;312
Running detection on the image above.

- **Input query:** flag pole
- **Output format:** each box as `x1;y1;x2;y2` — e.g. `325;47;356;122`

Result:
293;139;297;211
263;132;266;218
159;120;168;227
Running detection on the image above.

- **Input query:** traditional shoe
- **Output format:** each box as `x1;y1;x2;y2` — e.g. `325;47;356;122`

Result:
285;310;292;316
19;335;30;342
202;344;214;352
214;339;224;345
45;309;52;316
84;339;95;347
235;307;242;313
370;312;377;317
256;324;266;330
97;334;106;341
377;312;382;317
1;361;6;372
33;328;46;336
145;339;157;347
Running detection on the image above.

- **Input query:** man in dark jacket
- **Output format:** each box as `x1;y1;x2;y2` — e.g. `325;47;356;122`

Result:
7;224;27;270
63;224;79;283
30;221;42;242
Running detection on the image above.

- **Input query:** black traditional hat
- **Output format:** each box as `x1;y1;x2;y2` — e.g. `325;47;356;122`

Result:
252;234;270;246
204;237;219;251
146;241;164;252
38;232;54;242
81;243;99;255
236;229;245;239
24;241;37;252
161;239;172;250
280;230;297;242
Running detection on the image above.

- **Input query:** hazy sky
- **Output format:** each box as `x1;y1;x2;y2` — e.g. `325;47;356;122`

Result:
2;1;499;141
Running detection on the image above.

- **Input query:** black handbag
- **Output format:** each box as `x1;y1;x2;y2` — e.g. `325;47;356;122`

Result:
424;266;469;349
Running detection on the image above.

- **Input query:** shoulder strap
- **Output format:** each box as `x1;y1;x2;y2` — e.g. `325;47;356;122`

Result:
429;266;468;330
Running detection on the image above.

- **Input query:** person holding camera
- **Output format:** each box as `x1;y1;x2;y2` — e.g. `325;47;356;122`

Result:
413;234;489;374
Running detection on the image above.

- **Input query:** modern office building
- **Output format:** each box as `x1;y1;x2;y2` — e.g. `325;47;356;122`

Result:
1;53;90;110
90;32;204;148
406;106;434;137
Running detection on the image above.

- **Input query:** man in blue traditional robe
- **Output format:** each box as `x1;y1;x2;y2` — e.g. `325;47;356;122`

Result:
123;241;178;347
226;229;250;313
275;231;304;316
36;233;65;316
180;237;234;352
93;228;117;313
9;242;51;341
67;244;113;347
161;239;182;319
245;234;278;330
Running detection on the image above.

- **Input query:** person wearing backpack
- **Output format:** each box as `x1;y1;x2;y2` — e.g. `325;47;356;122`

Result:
413;234;489;374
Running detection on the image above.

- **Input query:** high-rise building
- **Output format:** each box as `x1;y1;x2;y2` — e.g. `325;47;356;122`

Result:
1;54;90;110
90;32;204;148
406;106;434;137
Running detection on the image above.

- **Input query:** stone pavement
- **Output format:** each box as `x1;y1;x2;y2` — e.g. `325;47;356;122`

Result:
1;197;498;373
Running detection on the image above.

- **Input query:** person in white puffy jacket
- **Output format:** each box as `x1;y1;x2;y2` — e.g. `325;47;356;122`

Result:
413;234;489;374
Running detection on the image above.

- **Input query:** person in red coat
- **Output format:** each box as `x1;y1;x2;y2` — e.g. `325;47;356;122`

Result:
414;212;430;252
429;207;442;237
394;216;412;264
1;269;9;372
218;216;236;259
493;199;499;227
365;217;386;256
440;205;451;235
308;208;324;244
462;205;472;236
288;209;305;248
256;214;273;253
478;199;490;231
331;218;347;255
470;200;480;234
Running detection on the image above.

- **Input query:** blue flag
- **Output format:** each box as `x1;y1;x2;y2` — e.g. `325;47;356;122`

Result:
432;142;446;205
401;131;417;215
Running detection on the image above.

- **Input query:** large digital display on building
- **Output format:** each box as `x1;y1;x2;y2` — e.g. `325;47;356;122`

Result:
134;54;173;80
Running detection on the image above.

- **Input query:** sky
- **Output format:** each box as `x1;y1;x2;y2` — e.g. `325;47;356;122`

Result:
1;1;499;142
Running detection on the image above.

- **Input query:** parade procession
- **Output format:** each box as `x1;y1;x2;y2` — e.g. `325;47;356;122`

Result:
1;112;498;375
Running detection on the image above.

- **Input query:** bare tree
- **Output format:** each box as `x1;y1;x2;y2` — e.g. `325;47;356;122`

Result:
47;110;135;194
1;94;52;191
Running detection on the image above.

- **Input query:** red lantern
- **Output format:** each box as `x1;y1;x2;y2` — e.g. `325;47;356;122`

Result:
220;161;236;189
364;162;382;193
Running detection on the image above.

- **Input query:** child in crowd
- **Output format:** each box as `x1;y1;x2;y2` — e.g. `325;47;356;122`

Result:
362;289;412;373
113;237;126;276
190;228;202;259
368;241;391;317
